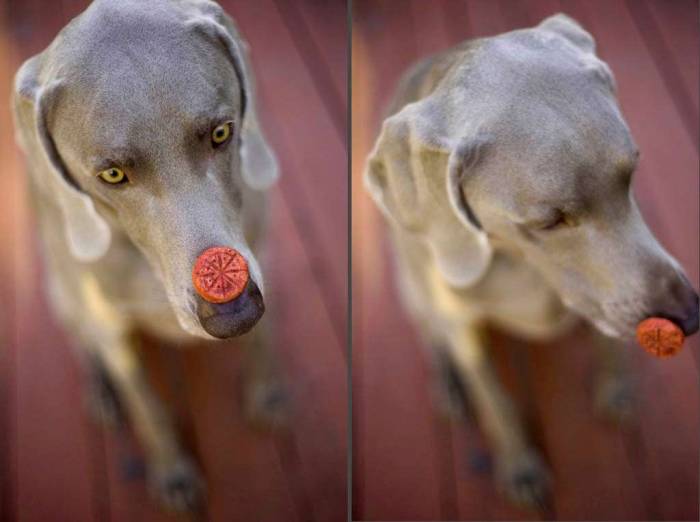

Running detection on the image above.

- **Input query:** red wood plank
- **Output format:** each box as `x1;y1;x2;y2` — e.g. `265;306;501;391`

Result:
4;3;107;518
295;0;347;108
353;0;418;121
1;31;25;522
223;0;348;349
352;3;449;520
643;0;699;115
275;0;347;135
180;346;300;522
632;336;700;520
463;0;509;39
528;334;650;520
513;0;565;27
265;190;347;522
409;0;451;56
14;252;102;522
631;0;698;145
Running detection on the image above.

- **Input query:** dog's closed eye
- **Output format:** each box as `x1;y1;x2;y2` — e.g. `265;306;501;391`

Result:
522;209;577;232
536;209;576;231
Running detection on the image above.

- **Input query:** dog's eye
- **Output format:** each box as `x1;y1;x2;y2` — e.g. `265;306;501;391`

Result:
538;210;570;231
211;122;232;147
97;167;128;185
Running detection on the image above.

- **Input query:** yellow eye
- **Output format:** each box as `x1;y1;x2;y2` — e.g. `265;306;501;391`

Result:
97;167;127;185
211;122;232;146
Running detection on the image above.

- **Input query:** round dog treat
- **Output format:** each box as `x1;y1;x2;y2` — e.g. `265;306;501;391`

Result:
192;246;249;304
636;317;684;358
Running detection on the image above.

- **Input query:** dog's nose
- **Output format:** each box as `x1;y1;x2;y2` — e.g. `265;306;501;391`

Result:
676;292;699;336
192;246;264;338
195;279;265;338
655;286;699;337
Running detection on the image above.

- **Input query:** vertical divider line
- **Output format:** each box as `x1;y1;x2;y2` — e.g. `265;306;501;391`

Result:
347;1;353;520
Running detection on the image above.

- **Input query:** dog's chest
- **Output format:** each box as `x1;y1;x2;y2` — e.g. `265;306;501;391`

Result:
85;237;191;341
396;237;575;339
459;253;577;338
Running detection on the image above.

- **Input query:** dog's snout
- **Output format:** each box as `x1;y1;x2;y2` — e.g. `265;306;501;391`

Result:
196;279;265;339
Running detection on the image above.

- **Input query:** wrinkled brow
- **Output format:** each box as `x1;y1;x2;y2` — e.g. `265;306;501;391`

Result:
191;109;237;137
90;150;137;172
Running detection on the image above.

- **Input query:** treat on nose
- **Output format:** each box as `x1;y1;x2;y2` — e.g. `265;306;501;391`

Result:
636;317;684;358
192;246;249;304
192;246;265;338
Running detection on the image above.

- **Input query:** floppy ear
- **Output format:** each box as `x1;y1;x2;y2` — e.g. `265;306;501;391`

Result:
186;4;279;190
365;102;493;288
13;57;111;262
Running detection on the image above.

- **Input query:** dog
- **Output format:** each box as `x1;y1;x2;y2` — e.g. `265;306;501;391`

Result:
364;13;699;509
12;0;284;512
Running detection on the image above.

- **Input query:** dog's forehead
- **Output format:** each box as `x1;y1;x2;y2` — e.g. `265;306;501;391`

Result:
54;0;239;109
452;31;637;181
50;0;242;155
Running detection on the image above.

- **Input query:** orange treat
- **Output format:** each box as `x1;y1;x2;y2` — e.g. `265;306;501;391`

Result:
192;246;249;304
636;317;684;358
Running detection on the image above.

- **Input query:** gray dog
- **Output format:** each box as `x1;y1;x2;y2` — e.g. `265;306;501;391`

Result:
13;0;283;511
365;14;699;509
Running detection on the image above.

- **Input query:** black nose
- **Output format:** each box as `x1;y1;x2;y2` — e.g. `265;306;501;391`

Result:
658;289;699;337
196;279;265;339
677;292;699;336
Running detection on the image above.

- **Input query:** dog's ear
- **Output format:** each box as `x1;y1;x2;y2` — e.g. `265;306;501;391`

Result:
537;13;616;93
538;13;595;53
14;57;111;262
365;101;492;287
186;4;279;190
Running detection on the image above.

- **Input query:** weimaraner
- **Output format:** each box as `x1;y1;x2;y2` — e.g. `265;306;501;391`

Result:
365;13;699;509
13;0;284;512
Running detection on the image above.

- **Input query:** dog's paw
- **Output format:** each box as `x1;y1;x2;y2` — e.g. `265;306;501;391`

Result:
85;374;124;429
594;374;635;425
496;449;552;512
148;456;205;513
244;379;290;430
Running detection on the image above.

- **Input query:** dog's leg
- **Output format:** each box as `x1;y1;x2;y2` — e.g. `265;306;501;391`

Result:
590;326;634;423
414;316;470;419
430;348;471;419
81;275;203;512
95;332;204;511
241;315;288;429
446;323;551;510
84;354;124;428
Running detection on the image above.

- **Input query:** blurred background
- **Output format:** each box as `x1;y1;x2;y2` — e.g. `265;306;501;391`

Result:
352;0;698;520
0;1;346;521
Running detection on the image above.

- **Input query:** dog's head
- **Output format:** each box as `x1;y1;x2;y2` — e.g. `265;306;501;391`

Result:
13;0;278;339
366;14;698;340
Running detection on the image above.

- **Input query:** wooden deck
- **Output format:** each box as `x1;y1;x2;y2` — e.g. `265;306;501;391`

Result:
352;0;699;520
0;1;347;521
